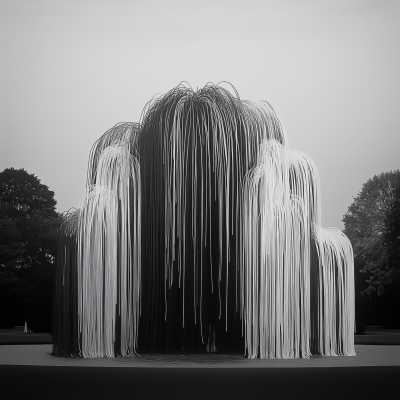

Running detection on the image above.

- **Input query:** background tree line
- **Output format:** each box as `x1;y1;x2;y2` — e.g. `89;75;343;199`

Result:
1;166;399;333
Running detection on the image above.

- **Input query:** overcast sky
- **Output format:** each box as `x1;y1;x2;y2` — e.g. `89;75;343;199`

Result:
1;0;399;229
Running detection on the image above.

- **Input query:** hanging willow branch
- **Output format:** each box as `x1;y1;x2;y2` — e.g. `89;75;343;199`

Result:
52;82;355;359
77;145;141;358
87;122;140;186
137;83;287;354
311;226;356;356
52;209;79;357
240;140;354;359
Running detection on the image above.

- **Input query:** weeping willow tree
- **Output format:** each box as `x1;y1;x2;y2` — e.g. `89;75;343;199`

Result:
54;123;141;358
53;83;355;359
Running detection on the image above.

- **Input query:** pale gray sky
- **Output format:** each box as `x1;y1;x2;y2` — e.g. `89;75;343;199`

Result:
1;0;399;229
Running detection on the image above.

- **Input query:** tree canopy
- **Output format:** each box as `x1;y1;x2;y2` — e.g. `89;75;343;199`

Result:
343;170;400;296
0;168;60;270
0;167;61;331
382;173;400;296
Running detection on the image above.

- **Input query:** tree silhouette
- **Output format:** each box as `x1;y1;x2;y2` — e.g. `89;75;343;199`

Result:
343;170;400;296
0;168;61;331
383;174;400;296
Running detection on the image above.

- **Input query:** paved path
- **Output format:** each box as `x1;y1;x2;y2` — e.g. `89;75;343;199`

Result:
2;344;400;398
2;328;400;398
1;344;400;368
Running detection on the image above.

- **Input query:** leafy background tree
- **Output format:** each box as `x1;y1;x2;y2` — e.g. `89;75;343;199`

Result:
383;173;400;295
0;168;61;332
343;169;400;330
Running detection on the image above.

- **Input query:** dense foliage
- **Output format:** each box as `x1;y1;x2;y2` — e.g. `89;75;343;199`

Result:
0;168;61;331
343;170;400;297
382;173;400;296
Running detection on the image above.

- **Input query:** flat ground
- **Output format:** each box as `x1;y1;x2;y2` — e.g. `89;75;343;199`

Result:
1;343;400;368
1;328;400;398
